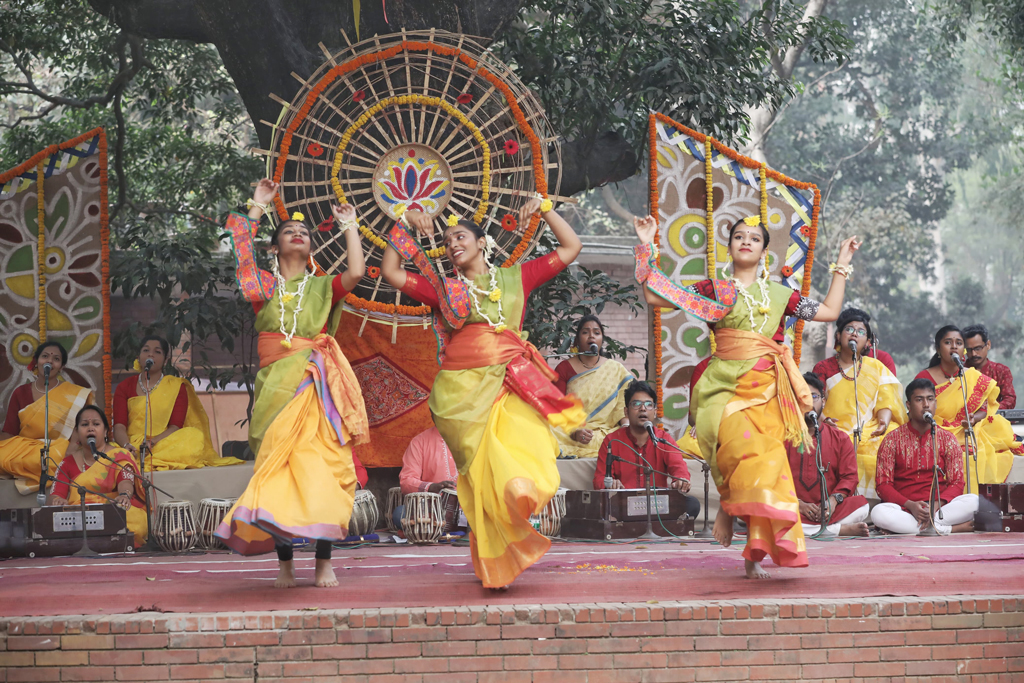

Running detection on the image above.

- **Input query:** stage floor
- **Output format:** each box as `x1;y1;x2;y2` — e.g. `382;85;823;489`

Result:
2;532;1022;618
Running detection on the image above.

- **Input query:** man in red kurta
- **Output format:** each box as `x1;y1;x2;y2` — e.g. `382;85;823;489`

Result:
785;373;869;537
963;324;1016;410
870;378;978;535
593;380;701;520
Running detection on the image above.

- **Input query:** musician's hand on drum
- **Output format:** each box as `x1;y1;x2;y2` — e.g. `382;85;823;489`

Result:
573;428;594;445
253;178;279;206
633;215;658;245
427;481;451;494
799;501;820;523
403;209;434;236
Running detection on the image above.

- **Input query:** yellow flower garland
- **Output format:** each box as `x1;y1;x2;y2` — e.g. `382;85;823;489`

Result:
704;138;716;354
358;224;387;250
759;163;769;280
36;160;46;342
425;245;446;259
332;95;491;224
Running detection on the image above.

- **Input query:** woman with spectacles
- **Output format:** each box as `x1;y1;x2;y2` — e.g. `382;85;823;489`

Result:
633;212;859;579
811;308;907;498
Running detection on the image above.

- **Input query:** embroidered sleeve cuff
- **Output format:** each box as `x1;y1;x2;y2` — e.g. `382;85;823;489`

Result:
633;244;656;284
793;296;821;321
227;211;275;303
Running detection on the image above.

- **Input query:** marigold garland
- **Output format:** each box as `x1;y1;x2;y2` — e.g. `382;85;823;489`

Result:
270;40;549;270
425;245;446;259
359;224;387;250
345;292;430;316
759;163;769;280
36;159;46;342
703;138;717;356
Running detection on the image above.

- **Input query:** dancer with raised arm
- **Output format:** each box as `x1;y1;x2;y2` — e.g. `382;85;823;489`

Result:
215;179;368;588
633;214;859;579
380;199;585;589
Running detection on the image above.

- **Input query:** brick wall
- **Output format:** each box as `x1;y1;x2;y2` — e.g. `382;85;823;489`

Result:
2;597;1022;682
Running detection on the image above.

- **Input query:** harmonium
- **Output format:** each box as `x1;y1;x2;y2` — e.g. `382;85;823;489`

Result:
561;489;695;540
0;504;133;558
976;483;1024;532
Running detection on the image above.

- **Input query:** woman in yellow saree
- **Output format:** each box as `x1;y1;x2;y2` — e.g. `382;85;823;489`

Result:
553;315;631;459
0;341;93;494
381;199;585;588
112;336;239;470
812;308;907;497
47;405;149;547
633;213;860;579
916;325;1023;491
215;179;368;588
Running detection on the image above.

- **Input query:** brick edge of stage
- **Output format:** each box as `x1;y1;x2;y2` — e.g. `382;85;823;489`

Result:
1;597;1021;682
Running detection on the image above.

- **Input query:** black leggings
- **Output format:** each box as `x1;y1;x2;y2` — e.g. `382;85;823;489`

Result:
276;539;333;562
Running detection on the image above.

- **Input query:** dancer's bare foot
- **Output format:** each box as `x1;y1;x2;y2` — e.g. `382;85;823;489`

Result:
951;520;975;534
838;522;869;537
713;507;734;547
488;584;510;591
275;560;296;588
745;559;771;579
314;558;338;587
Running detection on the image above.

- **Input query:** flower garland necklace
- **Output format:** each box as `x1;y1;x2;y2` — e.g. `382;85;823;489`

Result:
732;277;773;335
457;263;507;334
273;258;313;349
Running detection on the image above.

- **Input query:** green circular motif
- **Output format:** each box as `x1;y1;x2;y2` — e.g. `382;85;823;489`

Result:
684;227;706;250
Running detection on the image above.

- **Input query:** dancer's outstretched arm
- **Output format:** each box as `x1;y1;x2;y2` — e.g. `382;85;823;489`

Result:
812;236;861;322
519;198;581;266
331;203;366;291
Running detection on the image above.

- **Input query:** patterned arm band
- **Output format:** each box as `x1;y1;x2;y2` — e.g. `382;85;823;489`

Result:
386;224;471;329
633;243;733;323
226;211;275;303
632;243;658;284
793;297;821;321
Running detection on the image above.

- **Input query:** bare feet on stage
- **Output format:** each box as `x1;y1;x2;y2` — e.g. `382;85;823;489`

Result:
951;520;975;534
315;559;339;588
839;522;870;537
275;560;297;588
745;559;771;579
713;507;734;547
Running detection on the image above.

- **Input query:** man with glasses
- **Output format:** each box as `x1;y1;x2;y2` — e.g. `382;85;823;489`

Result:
812;308;907;498
592;381;701;520
786;373;869;536
963;324;1016;410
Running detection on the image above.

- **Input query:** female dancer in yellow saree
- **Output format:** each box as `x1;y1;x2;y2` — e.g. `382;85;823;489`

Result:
812;308;906;497
633;214;859;579
47;405;149;546
916;325;1023;491
381;198;585;588
112;335;238;470
0;341;93;494
553;315;631;459
216;179;368;588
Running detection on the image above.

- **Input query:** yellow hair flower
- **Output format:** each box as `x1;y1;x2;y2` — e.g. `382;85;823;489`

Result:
291;211;305;222
743;215;761;227
540;198;553;213
132;359;141;372
447;214;458;227
488;288;502;303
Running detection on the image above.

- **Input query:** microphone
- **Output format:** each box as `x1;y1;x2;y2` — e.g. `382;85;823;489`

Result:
923;411;935;424
86;437;99;457
603;440;615;490
644;421;659;443
144;358;154;372
848;339;858;357
588;343;599;356
953;354;966;374
42;362;52;380
805;410;819;430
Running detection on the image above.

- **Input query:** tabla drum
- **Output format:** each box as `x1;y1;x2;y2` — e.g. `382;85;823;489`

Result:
154;500;198;552
439;488;466;533
538;488;567;538
385;486;403;534
401;492;444;544
195;498;236;550
348;489;379;537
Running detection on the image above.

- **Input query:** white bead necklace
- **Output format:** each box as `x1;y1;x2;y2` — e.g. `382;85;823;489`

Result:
457;264;507;333
274;260;313;349
732;277;773;335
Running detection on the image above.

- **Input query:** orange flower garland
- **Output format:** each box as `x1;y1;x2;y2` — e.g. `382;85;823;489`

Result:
36;159;46;342
345;293;431;316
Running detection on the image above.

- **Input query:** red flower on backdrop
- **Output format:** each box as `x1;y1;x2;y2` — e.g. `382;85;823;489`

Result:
308;142;324;157
456;93;473;105
503;139;520;155
317;218;334;232
367;266;381;279
501;214;518;231
353;90;366;102
781;265;794;277
800;225;811;237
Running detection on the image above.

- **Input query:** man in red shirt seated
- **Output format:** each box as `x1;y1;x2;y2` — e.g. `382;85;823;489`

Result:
786;373;869;537
593;380;700;520
870;378;979;534
963;324;1016;410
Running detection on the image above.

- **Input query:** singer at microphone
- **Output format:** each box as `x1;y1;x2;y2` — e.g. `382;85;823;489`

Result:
591;381;700;520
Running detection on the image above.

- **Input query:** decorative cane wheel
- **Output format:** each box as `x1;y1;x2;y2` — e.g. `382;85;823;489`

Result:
263;30;563;324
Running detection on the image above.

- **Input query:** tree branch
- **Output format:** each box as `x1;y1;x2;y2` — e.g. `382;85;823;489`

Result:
87;0;211;42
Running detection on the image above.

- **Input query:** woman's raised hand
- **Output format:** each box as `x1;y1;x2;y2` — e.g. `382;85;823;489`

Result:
837;236;862;266
253;178;279;205
331;202;356;224
633;215;658;245
519;197;542;225
404;209;434;237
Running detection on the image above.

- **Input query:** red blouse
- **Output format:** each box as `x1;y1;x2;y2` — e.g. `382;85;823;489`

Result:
553;360;576;394
687;279;809;343
112;376;188;429
2;383;35;435
875;422;964;507
51;452;138;504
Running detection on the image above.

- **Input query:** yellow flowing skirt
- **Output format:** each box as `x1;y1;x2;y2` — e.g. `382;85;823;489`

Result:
0;437;68;494
461;391;561;588
215;383;357;555
716;365;807;567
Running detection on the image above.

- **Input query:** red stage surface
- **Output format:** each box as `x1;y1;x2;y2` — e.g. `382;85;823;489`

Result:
2;533;1022;618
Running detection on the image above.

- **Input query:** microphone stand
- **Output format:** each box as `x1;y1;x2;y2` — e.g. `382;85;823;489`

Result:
46;461;118;557
953;360;979;493
138;365;159;550
918;418;943;537
848;344;863;454
609;438;683;541
645;432;713;538
36;369;52;507
806;416;833;540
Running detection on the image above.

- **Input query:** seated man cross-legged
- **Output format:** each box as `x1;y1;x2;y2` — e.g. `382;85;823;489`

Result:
871;378;979;535
394;425;459;528
593;380;701;520
786;373;870;537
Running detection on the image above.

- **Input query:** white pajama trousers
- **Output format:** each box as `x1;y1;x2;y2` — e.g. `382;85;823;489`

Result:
870;494;979;535
801;503;870;537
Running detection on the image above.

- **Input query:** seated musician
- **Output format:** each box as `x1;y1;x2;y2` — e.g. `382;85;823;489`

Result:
0;341;93;494
553;315;631;459
916;325;1023;490
393;426;458;528
870;378;979;534
47;405;149;546
112;335;241;470
786;373;869;537
812;308;907;497
963;324;1016;410
593;380;701;520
